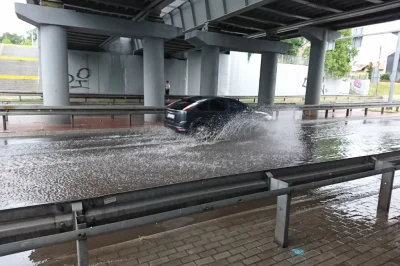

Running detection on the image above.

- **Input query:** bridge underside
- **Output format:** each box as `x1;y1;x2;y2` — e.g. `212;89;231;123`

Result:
27;0;400;56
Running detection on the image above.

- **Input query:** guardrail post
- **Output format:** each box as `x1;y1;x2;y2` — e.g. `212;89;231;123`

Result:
397;107;399;112
111;115;114;119
275;111;279;120
381;107;384;115
128;114;132;126
19;96;21;102
325;110;328;118
375;161;395;213
71;115;74;128
72;202;89;266
269;173;291;248
2;115;6;130
346;109;350;117
365;108;368;116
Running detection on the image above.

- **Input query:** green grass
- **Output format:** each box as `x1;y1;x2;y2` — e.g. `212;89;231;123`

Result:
369;82;400;96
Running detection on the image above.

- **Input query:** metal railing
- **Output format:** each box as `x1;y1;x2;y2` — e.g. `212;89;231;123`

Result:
0;105;165;130
0;150;399;265
0;91;383;104
2;102;400;130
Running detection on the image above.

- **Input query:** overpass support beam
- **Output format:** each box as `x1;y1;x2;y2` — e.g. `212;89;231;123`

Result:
300;27;340;119
39;25;70;123
258;52;278;106
143;37;164;122
200;46;220;96
186;31;291;97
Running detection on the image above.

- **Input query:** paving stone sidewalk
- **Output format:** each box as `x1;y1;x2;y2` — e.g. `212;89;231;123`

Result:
64;184;400;266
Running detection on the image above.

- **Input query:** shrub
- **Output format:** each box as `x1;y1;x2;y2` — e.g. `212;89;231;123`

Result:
380;73;390;81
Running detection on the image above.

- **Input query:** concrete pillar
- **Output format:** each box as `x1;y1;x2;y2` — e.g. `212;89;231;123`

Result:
200;46;220;96
39;25;69;124
258;52;278;106
299;27;340;119
39;25;69;106
143;37;164;122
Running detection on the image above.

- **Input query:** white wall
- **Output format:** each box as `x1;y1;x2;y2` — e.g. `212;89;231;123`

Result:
68;50;368;97
68;50;186;95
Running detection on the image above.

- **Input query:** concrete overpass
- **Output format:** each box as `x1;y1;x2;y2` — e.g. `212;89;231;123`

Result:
16;0;400;119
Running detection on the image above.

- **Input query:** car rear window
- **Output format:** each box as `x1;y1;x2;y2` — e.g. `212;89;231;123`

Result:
168;99;196;110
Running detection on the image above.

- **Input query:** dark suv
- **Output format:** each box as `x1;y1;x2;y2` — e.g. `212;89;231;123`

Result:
164;96;271;133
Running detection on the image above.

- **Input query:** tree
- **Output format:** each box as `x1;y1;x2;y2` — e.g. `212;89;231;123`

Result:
26;29;37;41
302;29;358;78
1;39;12;44
283;37;307;56
366;62;373;79
20;39;32;46
0;32;25;45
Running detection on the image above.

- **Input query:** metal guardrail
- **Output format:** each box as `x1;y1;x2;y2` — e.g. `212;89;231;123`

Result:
0;150;399;265
0;91;384;103
2;102;400;130
0;105;165;130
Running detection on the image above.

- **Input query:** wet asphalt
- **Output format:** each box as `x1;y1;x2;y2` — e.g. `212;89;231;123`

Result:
1;116;400;210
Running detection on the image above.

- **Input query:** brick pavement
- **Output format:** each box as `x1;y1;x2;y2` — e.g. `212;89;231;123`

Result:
44;184;400;266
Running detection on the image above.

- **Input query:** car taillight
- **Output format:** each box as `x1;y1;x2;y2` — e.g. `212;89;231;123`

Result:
183;102;198;111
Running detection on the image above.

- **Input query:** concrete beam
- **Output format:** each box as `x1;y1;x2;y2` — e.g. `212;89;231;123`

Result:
185;31;291;54
299;26;341;43
15;3;182;40
165;0;278;32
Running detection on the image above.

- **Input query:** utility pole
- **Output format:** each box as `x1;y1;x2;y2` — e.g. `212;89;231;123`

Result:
389;32;400;103
376;45;382;96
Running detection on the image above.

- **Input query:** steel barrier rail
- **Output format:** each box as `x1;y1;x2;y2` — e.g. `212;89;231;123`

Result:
0;91;383;103
0;151;400;265
2;102;400;130
0;105;166;130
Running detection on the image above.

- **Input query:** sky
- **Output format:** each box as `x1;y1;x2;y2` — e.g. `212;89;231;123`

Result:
0;0;400;67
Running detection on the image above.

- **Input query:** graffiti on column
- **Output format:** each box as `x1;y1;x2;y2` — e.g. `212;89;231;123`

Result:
69;68;91;90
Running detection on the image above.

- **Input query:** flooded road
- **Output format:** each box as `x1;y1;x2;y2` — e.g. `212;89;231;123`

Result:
1;116;400;210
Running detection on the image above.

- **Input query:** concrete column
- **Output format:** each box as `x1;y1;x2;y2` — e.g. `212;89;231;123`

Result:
143;37;164;122
39;25;69;124
200;45;220;96
258;52;278;106
300;27;340;119
305;39;326;108
39;25;69;106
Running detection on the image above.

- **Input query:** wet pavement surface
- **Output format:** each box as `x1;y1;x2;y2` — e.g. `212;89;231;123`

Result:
2;116;400;210
3;175;400;266
2;116;400;265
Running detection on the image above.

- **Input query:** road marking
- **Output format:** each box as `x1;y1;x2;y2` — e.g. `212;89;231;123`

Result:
0;44;3;56
0;75;39;80
0;56;38;61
